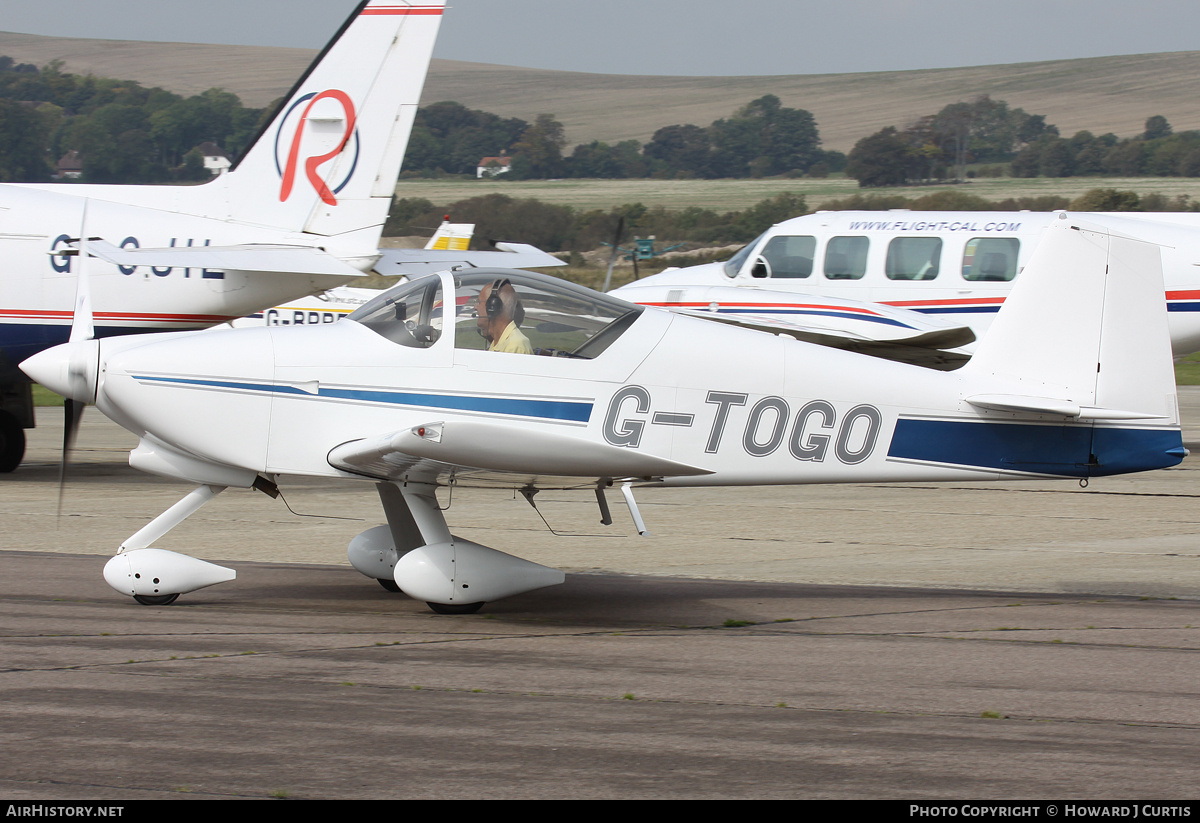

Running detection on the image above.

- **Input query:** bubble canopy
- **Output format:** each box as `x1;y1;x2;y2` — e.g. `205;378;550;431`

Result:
348;269;644;359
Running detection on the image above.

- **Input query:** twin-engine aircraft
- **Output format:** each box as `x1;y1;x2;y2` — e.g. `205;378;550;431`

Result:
23;216;1187;612
614;210;1200;359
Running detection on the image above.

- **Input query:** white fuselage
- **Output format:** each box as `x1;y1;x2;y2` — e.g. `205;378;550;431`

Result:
616;210;1200;357
62;264;1180;497
0;183;366;374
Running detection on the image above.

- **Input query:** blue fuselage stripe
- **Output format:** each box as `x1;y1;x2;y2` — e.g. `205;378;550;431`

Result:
132;375;594;422
888;418;1184;477
912;306;1003;315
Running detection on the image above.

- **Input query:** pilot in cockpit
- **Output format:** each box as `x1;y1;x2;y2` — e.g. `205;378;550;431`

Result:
476;278;533;354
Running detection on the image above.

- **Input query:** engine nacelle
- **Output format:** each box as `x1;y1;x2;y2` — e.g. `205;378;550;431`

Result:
103;548;236;597
392;539;565;606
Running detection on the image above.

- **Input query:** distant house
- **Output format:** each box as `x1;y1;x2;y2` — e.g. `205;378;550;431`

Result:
476;155;511;178
196;142;231;176
56;150;83;180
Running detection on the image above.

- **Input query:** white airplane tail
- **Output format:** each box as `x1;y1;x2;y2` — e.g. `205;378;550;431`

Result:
222;1;444;239
963;214;1179;426
44;1;444;250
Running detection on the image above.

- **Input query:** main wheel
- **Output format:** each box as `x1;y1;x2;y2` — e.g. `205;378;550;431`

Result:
426;601;484;615
0;411;25;473
377;578;401;593
133;593;180;606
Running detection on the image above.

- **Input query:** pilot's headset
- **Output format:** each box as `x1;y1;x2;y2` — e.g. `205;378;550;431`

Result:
485;278;525;327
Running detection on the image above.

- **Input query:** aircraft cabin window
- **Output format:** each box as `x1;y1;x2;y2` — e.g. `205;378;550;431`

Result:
350;274;444;348
962;237;1019;281
886;237;942;281
752;235;816;279
823;236;868;280
450;271;643;360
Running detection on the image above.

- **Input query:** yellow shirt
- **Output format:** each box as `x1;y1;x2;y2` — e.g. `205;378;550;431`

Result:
489;321;532;354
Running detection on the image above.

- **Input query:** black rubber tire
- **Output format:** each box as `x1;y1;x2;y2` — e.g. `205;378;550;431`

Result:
133;593;180;606
0;411;25;473
377;578;401;593
426;601;484;615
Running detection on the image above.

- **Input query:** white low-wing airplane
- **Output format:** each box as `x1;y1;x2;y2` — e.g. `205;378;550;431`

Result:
614;209;1200;358
0;0;449;472
22;215;1187;612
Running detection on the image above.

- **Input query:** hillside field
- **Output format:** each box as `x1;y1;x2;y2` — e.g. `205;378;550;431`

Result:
395;176;1200;213
2;31;1200;153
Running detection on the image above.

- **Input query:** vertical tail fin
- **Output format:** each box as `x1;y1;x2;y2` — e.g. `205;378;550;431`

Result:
424;217;475;250
963;213;1178;424
222;1;445;238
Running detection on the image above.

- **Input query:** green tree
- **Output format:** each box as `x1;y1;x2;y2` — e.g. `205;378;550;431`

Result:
846;127;912;187
1039;138;1074;177
509;114;566;179
0;98;50;181
1102;140;1146;176
708;94;820;177
1143;115;1172;141
567;140;647;178
404;101;528;175
1069;188;1141;211
644;123;711;177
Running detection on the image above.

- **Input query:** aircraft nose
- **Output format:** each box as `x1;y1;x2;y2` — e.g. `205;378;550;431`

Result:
20;340;100;403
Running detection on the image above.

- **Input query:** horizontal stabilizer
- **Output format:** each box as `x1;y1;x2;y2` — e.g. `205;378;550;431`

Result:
329;419;712;480
965;394;1169;420
79;240;369;277
373;246;565;277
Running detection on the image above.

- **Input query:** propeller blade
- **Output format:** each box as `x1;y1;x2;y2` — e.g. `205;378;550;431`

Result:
58;200;96;521
68;203;95;344
57;398;84;520
601;216;625;293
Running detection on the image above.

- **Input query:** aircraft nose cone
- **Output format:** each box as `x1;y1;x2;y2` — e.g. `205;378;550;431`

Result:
20;340;100;403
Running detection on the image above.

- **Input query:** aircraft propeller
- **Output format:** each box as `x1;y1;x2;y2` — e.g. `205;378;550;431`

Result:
57;206;99;518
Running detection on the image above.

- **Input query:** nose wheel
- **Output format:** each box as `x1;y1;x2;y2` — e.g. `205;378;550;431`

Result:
133;593;180;606
426;601;484;615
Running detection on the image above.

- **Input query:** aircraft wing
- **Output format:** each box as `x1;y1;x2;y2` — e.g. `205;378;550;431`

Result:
81;240;369;277
373;244;565;277
673;308;974;369
327;419;712;485
621;284;976;370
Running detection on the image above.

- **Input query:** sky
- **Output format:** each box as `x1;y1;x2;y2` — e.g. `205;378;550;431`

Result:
1;0;1199;76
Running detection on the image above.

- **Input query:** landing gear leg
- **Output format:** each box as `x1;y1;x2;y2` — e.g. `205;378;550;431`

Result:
349;480;564;613
103;485;237;604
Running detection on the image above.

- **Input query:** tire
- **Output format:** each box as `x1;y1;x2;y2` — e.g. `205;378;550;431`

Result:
377;578;401;593
133;593;180;606
0;411;25;473
426;601;484;615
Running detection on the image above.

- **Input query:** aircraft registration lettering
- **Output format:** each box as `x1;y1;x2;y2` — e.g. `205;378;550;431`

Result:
48;235;224;279
264;309;343;326
604;386;882;463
